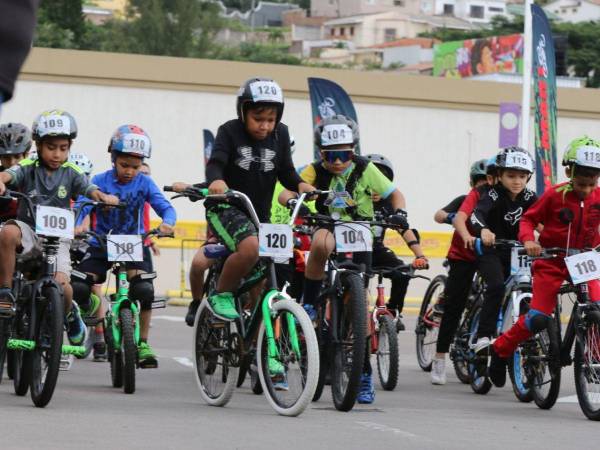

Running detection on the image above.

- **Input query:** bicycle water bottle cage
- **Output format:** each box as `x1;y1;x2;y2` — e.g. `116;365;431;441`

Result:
203;244;232;260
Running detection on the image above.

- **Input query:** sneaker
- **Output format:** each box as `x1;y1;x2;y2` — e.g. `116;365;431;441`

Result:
59;353;74;371
80;293;100;318
66;303;88;346
473;336;491;354
268;357;288;390
93;342;107;362
473;337;491;377
357;373;375;404
396;314;406;332
0;288;16;317
208;292;239;320
432;302;445;316
185;299;200;327
138;342;158;368
303;303;318;322
489;341;507;388
431;358;447;385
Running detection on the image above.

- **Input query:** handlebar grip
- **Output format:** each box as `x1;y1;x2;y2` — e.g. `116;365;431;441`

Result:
474;238;483;257
163;186;174;192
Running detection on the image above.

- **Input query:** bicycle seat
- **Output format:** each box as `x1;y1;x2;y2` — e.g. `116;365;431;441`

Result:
203;243;232;259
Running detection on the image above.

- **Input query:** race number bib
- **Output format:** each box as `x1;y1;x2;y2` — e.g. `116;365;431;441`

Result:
107;235;143;262
259;224;293;258
510;247;531;276
565;251;600;285
320;124;353;146
37;114;71;136
334;222;372;253
35;206;74;239
122;133;150;155
576;146;600;169
505;153;533;172
249;80;283;103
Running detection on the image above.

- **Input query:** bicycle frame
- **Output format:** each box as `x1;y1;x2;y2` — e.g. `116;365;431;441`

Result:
559;283;598;367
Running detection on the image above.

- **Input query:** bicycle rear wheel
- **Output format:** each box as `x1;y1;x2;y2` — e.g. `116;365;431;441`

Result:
193;301;238;407
451;311;473;384
312;308;330;402
120;308;137;394
415;275;445;372
377;315;398;391
574;310;600;420
30;286;64;408
257;297;319;416
508;348;534;403
331;273;366;412
530;316;561;410
0;318;9;383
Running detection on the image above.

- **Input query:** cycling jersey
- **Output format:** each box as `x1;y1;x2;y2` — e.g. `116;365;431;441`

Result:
205;119;302;223
442;195;466;214
445;189;480;262
299;159;394;221
470;184;537;240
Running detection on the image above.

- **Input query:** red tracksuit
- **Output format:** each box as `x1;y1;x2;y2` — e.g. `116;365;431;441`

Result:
494;182;600;358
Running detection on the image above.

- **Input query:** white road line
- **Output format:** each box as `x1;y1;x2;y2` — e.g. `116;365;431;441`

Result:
557;395;579;403
173;357;193;368
153;315;184;322
355;421;419;438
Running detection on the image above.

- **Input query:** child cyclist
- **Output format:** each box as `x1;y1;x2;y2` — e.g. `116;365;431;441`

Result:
469;147;537;387
489;137;600;384
72;125;176;368
0;123;32;224
280;115;411;404
429;158;489;385
365;153;428;331
0;110;119;346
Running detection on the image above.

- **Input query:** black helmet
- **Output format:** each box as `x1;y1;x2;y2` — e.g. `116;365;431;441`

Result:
366;154;394;181
236;77;284;124
0;123;32;156
314;114;359;149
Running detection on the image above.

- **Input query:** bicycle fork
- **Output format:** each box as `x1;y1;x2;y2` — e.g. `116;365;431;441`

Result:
261;290;301;361
110;274;141;348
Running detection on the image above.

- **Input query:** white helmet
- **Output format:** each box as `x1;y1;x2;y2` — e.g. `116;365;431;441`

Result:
69;152;93;177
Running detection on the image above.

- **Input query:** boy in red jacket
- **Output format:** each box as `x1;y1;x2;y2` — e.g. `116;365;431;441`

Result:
488;137;600;385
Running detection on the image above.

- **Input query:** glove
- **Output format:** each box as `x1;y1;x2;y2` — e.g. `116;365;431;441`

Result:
445;212;456;225
388;208;409;230
412;255;429;270
286;198;310;217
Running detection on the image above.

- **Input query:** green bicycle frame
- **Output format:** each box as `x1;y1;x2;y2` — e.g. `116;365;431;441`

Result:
109;268;141;348
260;289;301;361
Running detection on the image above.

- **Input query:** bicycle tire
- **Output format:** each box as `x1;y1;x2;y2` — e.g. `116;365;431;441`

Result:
416;275;445;372
0;319;8;383
105;315;123;388
531;316;561;410
451;311;472;385
377;315;399;391
574;310;600;420
508;349;534;403
250;362;263;395
331;273;366;412
193;301;238;407
312;305;330;402
468;305;492;395
30;286;64;407
257;297;319;416
120;308;136;394
11;305;31;396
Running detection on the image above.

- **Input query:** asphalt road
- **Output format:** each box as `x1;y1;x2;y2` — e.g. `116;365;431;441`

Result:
0;307;597;450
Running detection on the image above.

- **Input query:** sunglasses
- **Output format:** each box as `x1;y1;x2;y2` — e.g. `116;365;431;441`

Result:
323;150;353;163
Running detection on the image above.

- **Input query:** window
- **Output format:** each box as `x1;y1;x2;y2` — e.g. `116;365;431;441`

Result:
350;26;355;36
393;0;405;5
470;5;484;18
443;4;454;15
330;28;336;36
340;27;345;36
488;6;503;12
384;28;396;42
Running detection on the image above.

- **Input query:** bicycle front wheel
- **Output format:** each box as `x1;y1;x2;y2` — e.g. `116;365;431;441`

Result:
467;305;492;395
415;275;445;372
331;273;367;412
257;297;319;416
377;315;398;391
193;301;238;407
530;316;561;410
574;311;600;420
30;286;64;408
0;318;9;383
120;308;137;394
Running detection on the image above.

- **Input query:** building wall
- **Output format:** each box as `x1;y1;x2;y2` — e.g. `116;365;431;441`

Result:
545;0;600;23
5;48;600;233
311;0;420;17
434;0;508;22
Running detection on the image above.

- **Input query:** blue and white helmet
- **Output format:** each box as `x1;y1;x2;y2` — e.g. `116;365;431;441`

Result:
69;152;93;177
108;124;151;159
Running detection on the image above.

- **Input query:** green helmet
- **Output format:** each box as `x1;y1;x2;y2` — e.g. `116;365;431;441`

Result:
562;136;600;169
469;159;488;183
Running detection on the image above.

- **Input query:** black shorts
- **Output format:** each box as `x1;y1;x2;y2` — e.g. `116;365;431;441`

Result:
206;204;257;252
77;245;153;284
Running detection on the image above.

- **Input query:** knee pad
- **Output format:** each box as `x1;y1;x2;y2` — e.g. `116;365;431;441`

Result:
71;277;92;308
129;275;155;311
525;309;550;333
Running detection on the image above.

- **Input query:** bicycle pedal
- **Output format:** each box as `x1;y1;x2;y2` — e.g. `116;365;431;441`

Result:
139;360;158;369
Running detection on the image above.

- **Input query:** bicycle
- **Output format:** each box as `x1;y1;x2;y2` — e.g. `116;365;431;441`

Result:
515;246;600;419
166;185;319;417
468;239;535;398
1;190;86;407
370;263;429;391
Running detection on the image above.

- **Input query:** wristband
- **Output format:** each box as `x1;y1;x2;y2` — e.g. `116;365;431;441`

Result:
406;240;419;247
